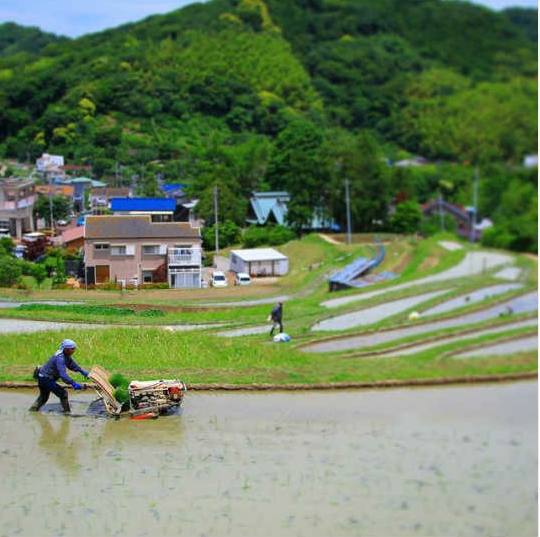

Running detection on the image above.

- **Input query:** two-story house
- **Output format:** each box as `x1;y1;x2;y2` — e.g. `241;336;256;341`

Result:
0;176;36;238
84;215;202;288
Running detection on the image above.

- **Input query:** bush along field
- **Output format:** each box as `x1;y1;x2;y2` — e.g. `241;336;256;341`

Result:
0;233;536;387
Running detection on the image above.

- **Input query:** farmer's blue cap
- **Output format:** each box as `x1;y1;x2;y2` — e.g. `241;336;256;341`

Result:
61;339;77;350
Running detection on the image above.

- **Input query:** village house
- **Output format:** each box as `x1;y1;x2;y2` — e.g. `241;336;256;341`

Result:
34;184;75;198
0;176;36;238
89;187;131;213
58;177;106;212
84;215;202;288
247;191;334;230
55;225;85;251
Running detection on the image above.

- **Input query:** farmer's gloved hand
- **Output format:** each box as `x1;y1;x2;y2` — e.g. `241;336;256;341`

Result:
81;370;89;378
72;382;82;390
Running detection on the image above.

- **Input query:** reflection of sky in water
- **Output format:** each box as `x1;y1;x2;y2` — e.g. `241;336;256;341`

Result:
453;334;538;359
306;291;538;352
423;284;524;315
313;289;453;331
0;384;537;537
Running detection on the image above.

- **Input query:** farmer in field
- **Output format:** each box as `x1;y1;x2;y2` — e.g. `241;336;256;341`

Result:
29;339;89;414
269;301;284;336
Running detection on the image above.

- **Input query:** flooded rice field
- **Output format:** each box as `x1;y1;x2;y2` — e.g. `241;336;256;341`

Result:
372;317;538;358
312;289;454;332
305;291;538;352
0;382;537;537
452;334;538;359
421;283;524;316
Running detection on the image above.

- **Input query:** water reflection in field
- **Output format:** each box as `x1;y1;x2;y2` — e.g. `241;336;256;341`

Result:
0;382;536;537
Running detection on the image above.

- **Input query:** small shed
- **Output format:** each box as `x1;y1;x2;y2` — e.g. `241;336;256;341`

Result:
230;248;289;277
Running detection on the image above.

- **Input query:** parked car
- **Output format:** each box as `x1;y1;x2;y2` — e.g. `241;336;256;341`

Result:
211;271;228;288
14;244;26;259
234;272;251;286
57;219;69;226
0;227;10;238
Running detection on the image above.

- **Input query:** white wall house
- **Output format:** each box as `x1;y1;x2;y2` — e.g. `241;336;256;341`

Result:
230;248;289;277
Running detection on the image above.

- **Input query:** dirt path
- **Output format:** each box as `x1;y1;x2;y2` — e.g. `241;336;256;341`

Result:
318;233;341;244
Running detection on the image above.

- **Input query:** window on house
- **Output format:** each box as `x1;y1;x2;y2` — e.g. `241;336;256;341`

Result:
111;245;127;256
94;243;110;250
142;270;153;283
143;245;160;255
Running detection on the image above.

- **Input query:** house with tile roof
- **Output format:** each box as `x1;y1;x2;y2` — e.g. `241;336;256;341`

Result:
83;215;202;288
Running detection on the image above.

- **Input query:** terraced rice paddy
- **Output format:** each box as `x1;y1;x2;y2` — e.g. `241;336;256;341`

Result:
303;292;538;353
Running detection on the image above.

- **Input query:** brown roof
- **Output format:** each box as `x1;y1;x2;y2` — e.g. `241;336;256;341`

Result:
84;215;200;240
90;187;131;197
35;184;74;196
61;226;85;243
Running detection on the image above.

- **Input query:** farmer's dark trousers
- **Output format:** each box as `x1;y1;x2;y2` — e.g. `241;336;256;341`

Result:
29;377;70;412
270;320;283;335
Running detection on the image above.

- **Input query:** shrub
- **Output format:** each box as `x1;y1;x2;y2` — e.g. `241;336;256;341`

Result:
0;255;22;287
242;226;269;247
268;225;295;245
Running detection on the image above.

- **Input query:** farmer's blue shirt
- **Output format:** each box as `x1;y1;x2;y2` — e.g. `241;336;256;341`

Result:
39;351;87;386
271;304;282;321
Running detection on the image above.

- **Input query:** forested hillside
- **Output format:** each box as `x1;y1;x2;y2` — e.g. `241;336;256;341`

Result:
0;0;536;251
0;22;68;58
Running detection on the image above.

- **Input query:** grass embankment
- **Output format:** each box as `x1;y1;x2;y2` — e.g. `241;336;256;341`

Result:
0;325;536;385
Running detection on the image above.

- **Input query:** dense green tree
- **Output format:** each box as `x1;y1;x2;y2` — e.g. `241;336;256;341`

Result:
390;201;423;234
202;220;242;251
266;119;327;232
327;130;391;231
33;195;71;223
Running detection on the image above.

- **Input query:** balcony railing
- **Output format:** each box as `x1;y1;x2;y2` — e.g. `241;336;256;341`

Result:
168;247;201;266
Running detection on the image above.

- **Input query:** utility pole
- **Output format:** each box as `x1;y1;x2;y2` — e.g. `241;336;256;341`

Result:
213;185;219;256
48;174;54;232
345;178;352;244
471;167;479;243
439;190;444;232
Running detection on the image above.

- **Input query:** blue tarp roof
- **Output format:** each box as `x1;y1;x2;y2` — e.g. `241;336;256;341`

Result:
161;184;186;192
111;197;176;212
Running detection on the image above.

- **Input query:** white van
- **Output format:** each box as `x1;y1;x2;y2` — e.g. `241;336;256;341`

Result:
211;271;228;288
234;272;251;286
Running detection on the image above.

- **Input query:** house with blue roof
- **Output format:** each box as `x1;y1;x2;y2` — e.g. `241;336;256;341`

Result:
247;191;337;230
111;197;176;223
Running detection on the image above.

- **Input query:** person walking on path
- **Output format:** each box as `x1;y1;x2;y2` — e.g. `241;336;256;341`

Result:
29;339;89;414
269;301;284;336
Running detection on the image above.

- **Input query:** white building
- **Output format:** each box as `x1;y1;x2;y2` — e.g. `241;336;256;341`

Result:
229;248;289;277
36;153;64;172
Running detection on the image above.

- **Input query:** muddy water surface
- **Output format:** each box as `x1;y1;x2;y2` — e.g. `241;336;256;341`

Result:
0;383;536;537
